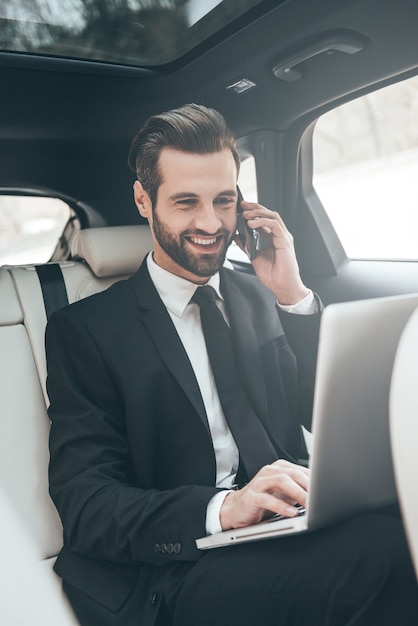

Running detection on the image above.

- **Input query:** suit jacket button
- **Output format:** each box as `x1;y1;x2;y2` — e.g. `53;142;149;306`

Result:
167;542;174;554
149;592;159;606
154;543;161;553
173;542;182;554
161;543;168;554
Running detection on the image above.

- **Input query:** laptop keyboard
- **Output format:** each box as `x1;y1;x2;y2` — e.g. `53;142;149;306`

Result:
266;503;306;524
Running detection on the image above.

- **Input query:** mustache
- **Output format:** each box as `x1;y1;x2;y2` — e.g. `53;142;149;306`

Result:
182;228;230;238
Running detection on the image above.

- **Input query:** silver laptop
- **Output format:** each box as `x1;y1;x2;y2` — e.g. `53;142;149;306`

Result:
196;292;418;550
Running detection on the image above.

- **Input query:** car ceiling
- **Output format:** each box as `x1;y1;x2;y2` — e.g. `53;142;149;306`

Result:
0;0;417;226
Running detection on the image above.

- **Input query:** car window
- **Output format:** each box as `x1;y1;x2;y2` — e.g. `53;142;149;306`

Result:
0;195;72;266
313;75;418;260
0;0;268;67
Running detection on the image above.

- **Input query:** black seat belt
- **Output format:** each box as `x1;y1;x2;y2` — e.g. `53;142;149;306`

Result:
35;264;69;320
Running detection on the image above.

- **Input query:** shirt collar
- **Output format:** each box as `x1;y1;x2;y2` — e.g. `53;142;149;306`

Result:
146;252;223;318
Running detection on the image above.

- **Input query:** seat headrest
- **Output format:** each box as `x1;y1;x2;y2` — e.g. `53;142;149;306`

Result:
0;269;23;325
71;225;153;277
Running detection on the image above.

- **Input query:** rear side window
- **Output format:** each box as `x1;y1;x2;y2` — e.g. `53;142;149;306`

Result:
0;195;71;266
313;75;418;260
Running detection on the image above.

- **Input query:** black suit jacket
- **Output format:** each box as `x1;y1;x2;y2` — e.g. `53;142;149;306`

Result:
46;260;321;625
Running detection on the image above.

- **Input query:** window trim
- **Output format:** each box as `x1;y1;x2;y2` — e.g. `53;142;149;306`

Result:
0;186;106;265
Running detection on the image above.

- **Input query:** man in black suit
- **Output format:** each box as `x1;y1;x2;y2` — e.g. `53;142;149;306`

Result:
46;104;418;626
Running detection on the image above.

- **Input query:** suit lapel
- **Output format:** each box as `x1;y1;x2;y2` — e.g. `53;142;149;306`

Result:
131;262;209;431
129;262;270;431
220;270;269;424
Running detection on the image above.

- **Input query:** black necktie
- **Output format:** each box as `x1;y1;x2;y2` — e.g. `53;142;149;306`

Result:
192;285;278;479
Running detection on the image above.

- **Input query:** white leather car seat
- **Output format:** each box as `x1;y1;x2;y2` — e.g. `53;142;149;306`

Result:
0;486;77;625
0;225;153;623
389;305;418;580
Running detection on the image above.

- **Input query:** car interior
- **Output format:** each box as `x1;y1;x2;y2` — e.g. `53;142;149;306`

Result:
0;0;417;622
390;305;418;582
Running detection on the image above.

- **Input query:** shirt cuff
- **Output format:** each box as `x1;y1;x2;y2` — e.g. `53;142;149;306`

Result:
205;490;231;535
277;289;317;315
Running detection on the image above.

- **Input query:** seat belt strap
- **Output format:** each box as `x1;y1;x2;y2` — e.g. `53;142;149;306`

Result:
35;264;69;320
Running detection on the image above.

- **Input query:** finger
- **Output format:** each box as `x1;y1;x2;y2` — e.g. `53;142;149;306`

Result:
241;202;287;227
268;459;311;479
251;471;309;506
246;217;291;241
256;472;309;498
253;460;310;483
240;200;267;211
249;490;303;518
261;474;309;506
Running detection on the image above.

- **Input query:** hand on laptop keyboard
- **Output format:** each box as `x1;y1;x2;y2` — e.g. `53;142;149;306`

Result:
220;459;309;530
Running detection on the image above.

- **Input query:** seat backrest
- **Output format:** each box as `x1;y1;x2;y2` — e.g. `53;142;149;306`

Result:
0;486;77;625
389;305;418;579
0;267;63;559
8;225;153;403
0;225;153;582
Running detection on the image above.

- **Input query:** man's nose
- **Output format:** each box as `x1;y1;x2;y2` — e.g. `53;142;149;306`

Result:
194;203;223;233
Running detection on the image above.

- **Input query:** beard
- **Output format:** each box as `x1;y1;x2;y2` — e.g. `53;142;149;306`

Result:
152;207;234;278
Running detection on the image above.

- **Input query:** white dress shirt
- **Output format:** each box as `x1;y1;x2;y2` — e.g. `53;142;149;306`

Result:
147;254;240;488
147;253;316;534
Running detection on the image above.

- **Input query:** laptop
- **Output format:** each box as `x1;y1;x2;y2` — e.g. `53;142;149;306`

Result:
196;292;418;550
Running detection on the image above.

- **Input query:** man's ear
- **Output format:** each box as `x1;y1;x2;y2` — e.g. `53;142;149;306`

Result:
133;181;152;220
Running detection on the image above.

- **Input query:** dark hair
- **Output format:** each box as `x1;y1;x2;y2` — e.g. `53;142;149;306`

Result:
127;103;240;206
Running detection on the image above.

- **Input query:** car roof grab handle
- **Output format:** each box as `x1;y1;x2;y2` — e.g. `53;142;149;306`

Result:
273;30;368;82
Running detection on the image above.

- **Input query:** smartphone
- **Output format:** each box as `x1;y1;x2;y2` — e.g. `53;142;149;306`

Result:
236;187;271;260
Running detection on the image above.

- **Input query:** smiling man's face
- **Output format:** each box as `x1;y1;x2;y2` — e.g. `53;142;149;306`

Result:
134;147;238;284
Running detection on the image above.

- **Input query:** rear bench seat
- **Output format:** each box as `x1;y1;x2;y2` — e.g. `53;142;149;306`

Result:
0;225;153;623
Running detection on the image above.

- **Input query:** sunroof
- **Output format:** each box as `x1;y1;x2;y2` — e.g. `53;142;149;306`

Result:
0;0;266;67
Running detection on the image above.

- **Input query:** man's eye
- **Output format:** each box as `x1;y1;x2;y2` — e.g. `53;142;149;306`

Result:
177;198;197;208
215;197;236;207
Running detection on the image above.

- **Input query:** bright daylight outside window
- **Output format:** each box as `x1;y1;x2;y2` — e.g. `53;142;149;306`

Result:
0;196;71;266
313;75;418;260
0;0;266;67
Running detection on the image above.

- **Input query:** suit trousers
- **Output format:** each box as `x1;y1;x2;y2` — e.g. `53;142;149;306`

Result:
171;509;418;626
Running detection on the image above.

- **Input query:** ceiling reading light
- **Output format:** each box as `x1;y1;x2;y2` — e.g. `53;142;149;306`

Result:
226;78;257;94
